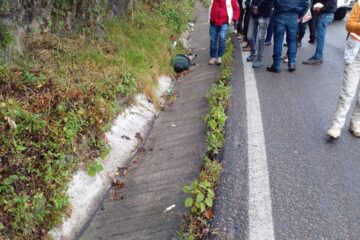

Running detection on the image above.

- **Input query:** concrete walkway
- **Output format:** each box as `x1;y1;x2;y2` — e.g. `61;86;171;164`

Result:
78;2;219;239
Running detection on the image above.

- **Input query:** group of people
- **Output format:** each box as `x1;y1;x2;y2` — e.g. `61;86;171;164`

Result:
208;0;336;71
207;0;360;138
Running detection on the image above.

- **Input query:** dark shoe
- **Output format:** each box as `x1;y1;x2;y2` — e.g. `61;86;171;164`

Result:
288;64;296;72
247;54;255;62
303;58;323;65
266;65;281;73
308;39;315;44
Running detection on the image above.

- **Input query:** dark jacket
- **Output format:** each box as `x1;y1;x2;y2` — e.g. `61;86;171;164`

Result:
251;0;274;18
312;0;337;13
274;0;310;16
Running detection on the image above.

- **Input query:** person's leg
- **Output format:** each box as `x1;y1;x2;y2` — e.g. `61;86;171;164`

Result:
265;12;275;44
308;12;316;43
217;23;229;60
247;15;257;61
286;14;299;69
313;13;334;60
253;24;258;46
331;53;360;133
237;0;245;34
253;16;270;68
243;6;251;40
350;90;360;136
298;22;306;46
270;14;286;71
209;24;219;64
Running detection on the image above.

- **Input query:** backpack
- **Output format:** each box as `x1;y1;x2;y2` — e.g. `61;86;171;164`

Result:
172;54;191;73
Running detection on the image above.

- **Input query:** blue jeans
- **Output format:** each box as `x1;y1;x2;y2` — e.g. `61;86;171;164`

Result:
209;23;229;58
247;15;270;56
272;13;299;70
312;13;334;60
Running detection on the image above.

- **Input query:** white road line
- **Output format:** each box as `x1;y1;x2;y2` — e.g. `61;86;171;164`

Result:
241;51;275;240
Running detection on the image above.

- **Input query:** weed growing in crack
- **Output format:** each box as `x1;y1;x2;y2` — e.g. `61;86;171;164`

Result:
180;34;234;239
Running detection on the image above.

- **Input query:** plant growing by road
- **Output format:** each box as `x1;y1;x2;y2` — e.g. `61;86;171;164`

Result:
181;36;234;239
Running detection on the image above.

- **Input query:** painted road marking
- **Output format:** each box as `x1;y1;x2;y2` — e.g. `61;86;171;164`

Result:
241;51;275;240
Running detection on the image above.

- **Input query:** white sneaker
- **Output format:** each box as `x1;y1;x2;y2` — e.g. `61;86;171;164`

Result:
326;125;341;138
209;58;216;65
351;130;360;137
349;123;360;137
281;55;288;63
216;57;222;65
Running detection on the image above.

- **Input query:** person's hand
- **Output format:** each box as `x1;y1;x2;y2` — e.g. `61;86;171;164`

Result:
313;3;323;13
252;6;258;15
313;7;322;13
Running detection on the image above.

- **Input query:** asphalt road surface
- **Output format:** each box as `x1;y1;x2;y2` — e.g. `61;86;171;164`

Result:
212;17;360;240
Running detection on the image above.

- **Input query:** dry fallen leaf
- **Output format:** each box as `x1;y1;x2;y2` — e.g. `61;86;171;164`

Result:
204;209;213;220
121;135;131;140
135;132;143;141
4;116;17;129
112;179;125;189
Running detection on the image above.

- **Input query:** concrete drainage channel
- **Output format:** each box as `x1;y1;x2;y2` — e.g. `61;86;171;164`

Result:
50;76;172;240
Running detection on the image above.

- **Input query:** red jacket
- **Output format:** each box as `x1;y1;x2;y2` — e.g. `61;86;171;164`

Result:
210;0;240;26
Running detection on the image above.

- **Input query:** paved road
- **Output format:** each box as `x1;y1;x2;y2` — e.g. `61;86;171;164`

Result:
212;18;360;240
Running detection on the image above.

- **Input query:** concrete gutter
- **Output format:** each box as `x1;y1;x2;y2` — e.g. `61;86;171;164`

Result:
50;76;172;240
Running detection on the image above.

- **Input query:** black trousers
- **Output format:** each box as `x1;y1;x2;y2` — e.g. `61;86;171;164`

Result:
237;0;245;33
308;10;316;41
243;6;251;38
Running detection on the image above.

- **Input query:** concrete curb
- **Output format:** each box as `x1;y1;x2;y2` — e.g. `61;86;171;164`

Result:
50;76;172;240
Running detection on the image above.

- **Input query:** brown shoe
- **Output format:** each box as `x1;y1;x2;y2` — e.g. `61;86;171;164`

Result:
243;44;251;51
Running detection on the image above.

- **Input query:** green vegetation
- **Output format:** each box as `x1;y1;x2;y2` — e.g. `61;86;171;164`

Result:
200;0;211;7
180;35;234;240
0;0;194;239
50;0;109;32
0;24;13;49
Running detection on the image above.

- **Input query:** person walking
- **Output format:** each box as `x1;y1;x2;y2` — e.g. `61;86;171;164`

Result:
267;0;309;73
327;2;360;138
209;0;240;65
246;0;274;68
303;0;336;65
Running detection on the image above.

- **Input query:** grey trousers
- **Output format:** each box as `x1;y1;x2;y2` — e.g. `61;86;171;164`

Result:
332;50;360;130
